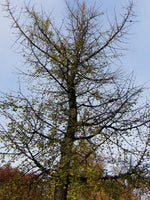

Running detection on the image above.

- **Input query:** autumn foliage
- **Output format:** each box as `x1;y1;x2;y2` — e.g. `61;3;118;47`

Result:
0;163;140;200
0;164;45;200
76;191;138;200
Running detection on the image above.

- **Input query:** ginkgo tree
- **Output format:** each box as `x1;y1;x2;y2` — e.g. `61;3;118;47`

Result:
0;0;150;200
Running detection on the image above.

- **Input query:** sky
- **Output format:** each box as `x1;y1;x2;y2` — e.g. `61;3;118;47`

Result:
0;0;150;99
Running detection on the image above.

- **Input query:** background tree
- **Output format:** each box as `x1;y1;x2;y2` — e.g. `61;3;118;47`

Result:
0;0;150;199
0;164;47;200
0;163;140;200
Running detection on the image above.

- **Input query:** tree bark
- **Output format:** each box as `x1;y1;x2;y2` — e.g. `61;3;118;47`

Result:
54;79;77;200
54;184;68;200
54;136;73;200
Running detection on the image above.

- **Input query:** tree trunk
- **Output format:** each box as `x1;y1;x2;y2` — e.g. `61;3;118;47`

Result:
54;137;73;200
54;70;77;200
54;184;68;200
54;140;73;200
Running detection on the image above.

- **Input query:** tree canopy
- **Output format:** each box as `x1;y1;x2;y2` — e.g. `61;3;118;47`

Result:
0;0;150;199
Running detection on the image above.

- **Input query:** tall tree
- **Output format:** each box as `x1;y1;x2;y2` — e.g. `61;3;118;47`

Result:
0;0;150;199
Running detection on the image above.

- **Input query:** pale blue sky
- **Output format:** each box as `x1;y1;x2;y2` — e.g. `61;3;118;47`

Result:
0;0;150;97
